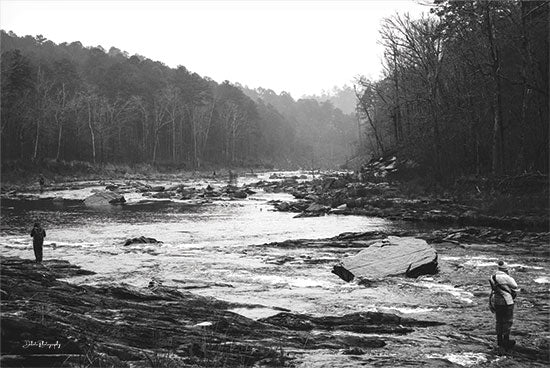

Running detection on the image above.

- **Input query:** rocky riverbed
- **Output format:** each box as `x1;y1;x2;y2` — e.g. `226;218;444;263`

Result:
1;171;548;367
252;172;548;232
1;256;447;367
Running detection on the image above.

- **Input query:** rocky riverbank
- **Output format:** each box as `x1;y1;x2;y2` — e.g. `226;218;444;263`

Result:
1;170;548;367
250;173;549;232
251;230;550;367
2;169;547;232
1;256;448;367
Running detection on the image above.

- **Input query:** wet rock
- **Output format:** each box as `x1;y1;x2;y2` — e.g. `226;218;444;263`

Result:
137;185;152;193
84;191;125;206
305;203;328;213
244;188;256;195
123;236;163;246
166;184;184;192
1;256;407;367
332;236;438;282
330;203;348;214
291;190;307;199
265;256;295;265
231;190;248;199
151;191;173;199
294;212;324;218
273;201;290;211
171;279;234;289
203;185;221;197
270;200;310;212
342;347;366;355
150;186;165;192
260;171;548;231
0;258;95;282
260;311;443;334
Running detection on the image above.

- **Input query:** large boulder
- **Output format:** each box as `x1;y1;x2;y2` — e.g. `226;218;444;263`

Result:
84;191;125;206
332;236;438;282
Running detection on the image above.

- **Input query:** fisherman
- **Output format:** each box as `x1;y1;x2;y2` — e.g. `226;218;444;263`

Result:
30;222;46;263
38;174;45;193
489;260;519;354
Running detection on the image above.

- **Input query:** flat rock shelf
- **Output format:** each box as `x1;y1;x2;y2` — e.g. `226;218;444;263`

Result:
0;256;446;367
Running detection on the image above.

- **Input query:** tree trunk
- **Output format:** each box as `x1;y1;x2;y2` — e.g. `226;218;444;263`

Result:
486;4;504;175
392;50;402;142
33;119;40;161
56;123;62;161
354;87;384;154
199;99;216;165
193;119;198;168
468;96;481;175
170;105;177;164
516;1;535;173
152;132;159;164
356;114;362;153
87;101;96;164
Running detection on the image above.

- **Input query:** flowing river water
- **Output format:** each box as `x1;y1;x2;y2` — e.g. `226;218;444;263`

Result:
1;171;548;367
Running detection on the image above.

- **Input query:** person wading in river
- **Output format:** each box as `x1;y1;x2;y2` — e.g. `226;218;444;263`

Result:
30;222;46;263
489;260;518;354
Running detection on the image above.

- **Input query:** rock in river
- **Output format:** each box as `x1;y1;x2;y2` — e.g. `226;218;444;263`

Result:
332;236;438;282
84;190;125;206
123;236;163;246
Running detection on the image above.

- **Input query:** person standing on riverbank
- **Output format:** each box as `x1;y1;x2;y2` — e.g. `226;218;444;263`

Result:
38;174;45;193
489;260;519;354
30;222;46;263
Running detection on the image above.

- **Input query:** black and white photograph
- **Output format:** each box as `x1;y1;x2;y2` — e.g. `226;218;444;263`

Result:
0;0;548;367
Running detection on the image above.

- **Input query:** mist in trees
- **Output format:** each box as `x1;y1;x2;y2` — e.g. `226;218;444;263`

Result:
239;85;358;168
354;0;548;180
1;31;356;170
303;85;357;115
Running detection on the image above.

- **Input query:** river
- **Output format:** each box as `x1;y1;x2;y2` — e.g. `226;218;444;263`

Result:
1;171;548;367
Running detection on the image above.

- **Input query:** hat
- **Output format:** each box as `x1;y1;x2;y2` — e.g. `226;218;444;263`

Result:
497;260;508;271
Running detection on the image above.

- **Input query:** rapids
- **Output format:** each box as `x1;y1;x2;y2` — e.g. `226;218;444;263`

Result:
1;171;548;367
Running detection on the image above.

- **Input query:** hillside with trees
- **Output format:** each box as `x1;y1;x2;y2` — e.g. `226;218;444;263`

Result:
238;85;358;169
303;85;357;115
354;0;548;181
0;31;356;171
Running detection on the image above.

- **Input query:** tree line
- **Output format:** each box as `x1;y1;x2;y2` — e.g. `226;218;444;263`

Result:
1;31;357;169
355;0;548;180
239;85;357;168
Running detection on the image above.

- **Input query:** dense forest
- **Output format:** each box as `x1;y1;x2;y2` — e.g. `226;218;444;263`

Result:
0;31;357;170
355;0;549;180
1;0;548;180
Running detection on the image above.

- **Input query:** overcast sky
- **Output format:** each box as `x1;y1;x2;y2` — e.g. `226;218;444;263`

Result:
0;0;429;98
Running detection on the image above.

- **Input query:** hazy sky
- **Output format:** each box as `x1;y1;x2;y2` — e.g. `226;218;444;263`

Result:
0;0;429;98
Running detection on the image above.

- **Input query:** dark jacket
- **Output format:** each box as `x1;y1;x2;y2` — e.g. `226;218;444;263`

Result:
31;226;46;244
